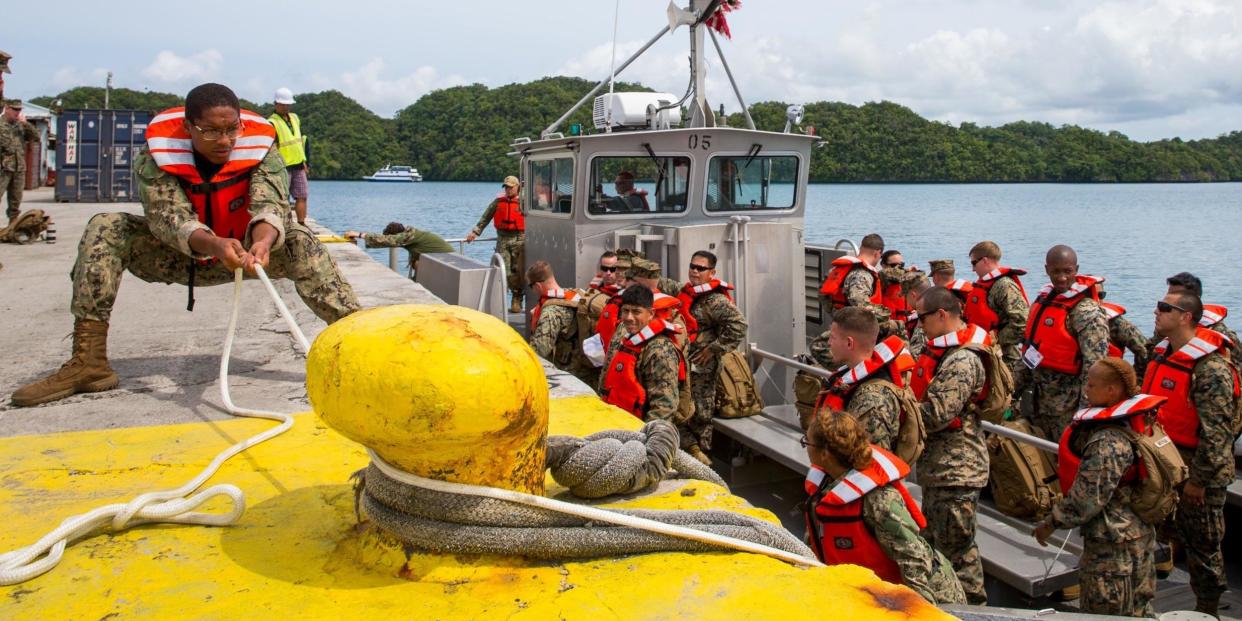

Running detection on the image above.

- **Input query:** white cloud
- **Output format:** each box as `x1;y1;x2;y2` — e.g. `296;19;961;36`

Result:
141;49;223;84
50;66;110;89
310;59;468;116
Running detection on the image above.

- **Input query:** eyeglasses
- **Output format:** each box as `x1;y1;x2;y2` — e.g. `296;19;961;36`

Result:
798;435;822;449
886;262;904;269
192;121;243;141
599;265;618;273
969;256;983;267
1156;301;1187;314
688;264;712;272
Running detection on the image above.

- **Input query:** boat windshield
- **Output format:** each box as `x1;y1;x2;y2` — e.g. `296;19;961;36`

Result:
529;157;574;214
588;155;690;215
705;155;798;211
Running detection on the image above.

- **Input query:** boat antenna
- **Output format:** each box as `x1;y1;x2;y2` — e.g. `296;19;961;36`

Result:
605;0;623;132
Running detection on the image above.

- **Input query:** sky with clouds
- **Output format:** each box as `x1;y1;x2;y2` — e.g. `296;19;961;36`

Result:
4;0;1241;141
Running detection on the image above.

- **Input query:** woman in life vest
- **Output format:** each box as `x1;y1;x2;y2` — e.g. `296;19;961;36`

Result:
1033;358;1158;618
802;409;965;605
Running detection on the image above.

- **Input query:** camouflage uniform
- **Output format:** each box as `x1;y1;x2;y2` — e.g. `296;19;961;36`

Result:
1171;353;1238;606
907;325;928;360
471;199;525;299
1208;320;1241;363
684;288;747;450
0;111;38;222
984;276;1029;370
842;268;890;321
917;346;989;604
808;331;836;369
839;379;901;452
70;148;360;324
530;298;598;388
362;228;453;278
1107;314;1150;379
1015;297;1109;440
599;327;687;432
860;484;967;605
1042;424;1155;618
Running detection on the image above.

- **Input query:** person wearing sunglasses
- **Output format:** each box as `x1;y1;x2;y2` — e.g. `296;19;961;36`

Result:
802;408;965;605
879;249;913;324
1143;290;1239;618
1163;271;1241;363
964;240;1029;372
1017;244;1110;442
11;83;361;407
525;260;598;388
588;251;621;294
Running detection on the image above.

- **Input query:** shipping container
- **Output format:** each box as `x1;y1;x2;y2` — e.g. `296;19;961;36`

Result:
55;109;151;202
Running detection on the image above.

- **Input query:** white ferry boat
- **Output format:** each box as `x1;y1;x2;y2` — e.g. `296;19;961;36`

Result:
363;164;423;182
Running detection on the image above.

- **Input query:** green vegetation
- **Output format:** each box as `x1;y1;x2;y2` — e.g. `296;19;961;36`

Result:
34;80;1242;182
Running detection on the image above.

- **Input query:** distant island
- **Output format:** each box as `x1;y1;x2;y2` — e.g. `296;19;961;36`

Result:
33;77;1242;183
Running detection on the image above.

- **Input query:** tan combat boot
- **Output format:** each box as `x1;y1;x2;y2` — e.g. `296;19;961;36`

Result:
11;319;119;406
686;445;713;466
510;295;523;314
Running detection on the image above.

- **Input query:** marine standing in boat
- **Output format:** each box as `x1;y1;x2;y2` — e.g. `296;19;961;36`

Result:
965;241;1029;372
466;175;526;313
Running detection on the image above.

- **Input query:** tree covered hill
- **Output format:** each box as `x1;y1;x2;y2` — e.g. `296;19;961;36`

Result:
32;80;1242;182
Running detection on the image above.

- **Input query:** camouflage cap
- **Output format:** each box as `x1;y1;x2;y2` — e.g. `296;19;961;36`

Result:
613;248;645;270
627;257;661;280
4;99;21;110
928;259;954;275
900;270;929;295
0;50;10;74
502;175;520;187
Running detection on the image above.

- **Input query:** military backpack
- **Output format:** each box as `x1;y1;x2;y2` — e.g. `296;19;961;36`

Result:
987;417;1061;520
1119;419;1187;525
715;350;764;419
961;342;1015;424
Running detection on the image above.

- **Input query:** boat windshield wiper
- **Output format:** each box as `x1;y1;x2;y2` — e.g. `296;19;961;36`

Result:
642;143;667;198
743;143;763;169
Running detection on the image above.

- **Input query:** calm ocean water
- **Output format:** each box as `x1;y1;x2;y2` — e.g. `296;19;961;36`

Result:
310;181;1242;331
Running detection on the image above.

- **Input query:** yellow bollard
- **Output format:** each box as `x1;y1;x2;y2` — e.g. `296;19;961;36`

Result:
307;304;548;494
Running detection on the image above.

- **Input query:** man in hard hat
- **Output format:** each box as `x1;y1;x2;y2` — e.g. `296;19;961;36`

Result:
10;83;360;407
269;87;310;225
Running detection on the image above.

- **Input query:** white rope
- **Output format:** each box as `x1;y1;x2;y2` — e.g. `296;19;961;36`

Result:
366;448;826;569
0;266;309;585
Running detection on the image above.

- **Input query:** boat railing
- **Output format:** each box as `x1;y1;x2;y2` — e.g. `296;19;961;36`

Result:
832;238;859;256
444;237;497;255
373;238;499;277
747;344;1057;454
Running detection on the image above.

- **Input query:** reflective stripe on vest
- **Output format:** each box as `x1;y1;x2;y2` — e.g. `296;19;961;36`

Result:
532;288;579;331
600;319;685;417
1056;394;1163;495
1022;274;1104;375
494;196;525;232
819;256;881;310
1200;304;1228;328
815;335;914;413
802;448;923;582
676;279;735;341
268;112;305;167
145;106;275;241
965;267;1028;333
1143;328;1235;449
1102;302;1127;358
910;325;992;430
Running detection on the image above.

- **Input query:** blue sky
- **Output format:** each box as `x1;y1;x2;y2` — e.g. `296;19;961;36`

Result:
4;0;1241;141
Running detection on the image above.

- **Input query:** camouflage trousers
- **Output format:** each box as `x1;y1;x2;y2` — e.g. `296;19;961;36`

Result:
1172;486;1228;602
495;233;525;298
1;169;23;221
687;366;717;450
922;485;987;605
71;212;361;324
1079;530;1156;618
1028;369;1085;441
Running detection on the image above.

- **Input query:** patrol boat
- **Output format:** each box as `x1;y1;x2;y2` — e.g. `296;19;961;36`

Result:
363;164;422;182
413;0;1242;616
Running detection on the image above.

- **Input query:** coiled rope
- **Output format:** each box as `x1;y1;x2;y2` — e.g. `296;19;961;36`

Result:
0;266;308;585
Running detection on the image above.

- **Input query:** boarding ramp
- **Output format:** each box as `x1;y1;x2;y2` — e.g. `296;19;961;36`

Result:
717;345;1083;600
415;252;509;321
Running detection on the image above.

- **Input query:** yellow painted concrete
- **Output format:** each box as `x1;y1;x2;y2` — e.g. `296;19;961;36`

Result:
0;395;953;621
307;305;549;494
316;235;353;244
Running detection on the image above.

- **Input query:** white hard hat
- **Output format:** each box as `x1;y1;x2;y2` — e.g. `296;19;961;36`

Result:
274;87;296;105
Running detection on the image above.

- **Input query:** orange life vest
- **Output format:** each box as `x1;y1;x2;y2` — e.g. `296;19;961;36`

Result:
816;335;915;413
589;279;621;296
1057;394;1165;495
1021;275;1104;375
945;279;976;323
911;325;992;430
1101;301;1127;358
964;267;1028;333
493;196;525;232
531;288;578;332
600;319;686;418
819;256;882;310
676;279;735;341
596;295;623;356
1143;328;1239;449
146;106;275;242
653;292;683;323
881;280;911;322
803;447;924;583
1200;304;1228;328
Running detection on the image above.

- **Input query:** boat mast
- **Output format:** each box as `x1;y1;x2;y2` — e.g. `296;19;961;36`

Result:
687;0;716;128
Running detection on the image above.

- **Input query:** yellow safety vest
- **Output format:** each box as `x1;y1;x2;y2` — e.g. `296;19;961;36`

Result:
268;112;306;167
